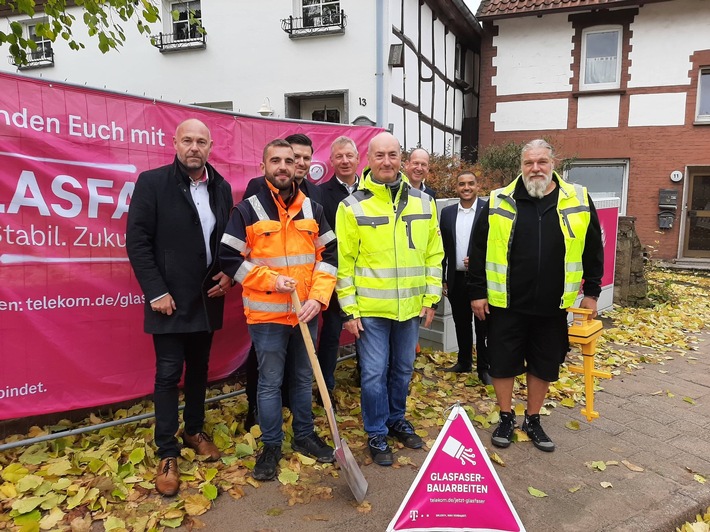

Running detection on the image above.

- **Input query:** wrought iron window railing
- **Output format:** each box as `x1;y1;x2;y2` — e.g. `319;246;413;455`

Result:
9;48;54;69
150;30;206;52
281;10;347;37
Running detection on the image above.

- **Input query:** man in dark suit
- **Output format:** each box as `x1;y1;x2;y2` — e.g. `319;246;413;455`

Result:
126;118;234;496
317;136;360;396
242;133;322;204
440;171;490;383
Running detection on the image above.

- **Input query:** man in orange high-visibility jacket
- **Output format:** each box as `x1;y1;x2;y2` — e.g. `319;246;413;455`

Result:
220;139;337;481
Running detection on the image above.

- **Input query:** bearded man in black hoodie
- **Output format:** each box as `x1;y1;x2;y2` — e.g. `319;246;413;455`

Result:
468;139;603;453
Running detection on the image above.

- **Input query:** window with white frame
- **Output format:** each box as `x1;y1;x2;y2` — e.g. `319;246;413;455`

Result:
301;0;341;28
580;26;622;91
172;1;202;40
565;160;629;214
27;23;52;61
697;68;710;123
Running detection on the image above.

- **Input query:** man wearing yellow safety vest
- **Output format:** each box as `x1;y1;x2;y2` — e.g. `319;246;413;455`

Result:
220;139;338;481
336;132;445;466
468;139;603;453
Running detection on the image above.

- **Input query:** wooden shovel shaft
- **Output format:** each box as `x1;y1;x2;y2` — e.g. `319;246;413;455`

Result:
290;292;340;444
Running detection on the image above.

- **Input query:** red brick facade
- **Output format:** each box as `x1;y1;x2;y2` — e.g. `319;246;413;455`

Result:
477;15;710;260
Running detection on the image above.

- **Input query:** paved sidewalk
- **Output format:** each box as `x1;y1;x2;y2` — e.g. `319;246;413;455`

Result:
198;330;710;532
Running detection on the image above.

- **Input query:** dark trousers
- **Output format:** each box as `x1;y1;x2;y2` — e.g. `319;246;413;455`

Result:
448;272;489;372
317;293;342;392
153;331;213;459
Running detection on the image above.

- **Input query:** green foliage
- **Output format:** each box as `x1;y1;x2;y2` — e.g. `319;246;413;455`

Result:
0;0;162;65
477;140;526;189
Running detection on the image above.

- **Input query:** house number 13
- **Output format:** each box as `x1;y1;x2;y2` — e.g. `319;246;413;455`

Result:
359;98;367;106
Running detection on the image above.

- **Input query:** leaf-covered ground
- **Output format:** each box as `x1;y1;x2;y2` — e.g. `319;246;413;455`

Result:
1;267;709;532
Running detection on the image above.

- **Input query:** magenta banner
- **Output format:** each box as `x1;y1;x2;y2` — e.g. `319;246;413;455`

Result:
0;72;382;421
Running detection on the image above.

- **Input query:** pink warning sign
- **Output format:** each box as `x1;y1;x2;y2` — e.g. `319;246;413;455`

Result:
387;405;526;532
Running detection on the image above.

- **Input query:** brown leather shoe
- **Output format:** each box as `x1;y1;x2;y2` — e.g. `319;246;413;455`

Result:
155;457;179;496
183;431;221;461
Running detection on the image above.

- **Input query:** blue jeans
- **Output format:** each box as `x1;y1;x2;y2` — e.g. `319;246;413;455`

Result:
249;320;318;445
356;316;419;437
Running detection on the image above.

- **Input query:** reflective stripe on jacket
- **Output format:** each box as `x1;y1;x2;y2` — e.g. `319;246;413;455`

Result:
220;181;336;325
335;169;444;321
486;172;590;309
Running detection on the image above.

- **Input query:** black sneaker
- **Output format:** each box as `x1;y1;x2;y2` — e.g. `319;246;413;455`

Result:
491;411;516;448
522;411;555;452
253;443;282;480
388;419;423;449
292;432;335;463
368;435;393;466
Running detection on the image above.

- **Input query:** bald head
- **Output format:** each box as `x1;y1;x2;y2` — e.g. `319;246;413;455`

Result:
173;119;213;179
367;132;402;183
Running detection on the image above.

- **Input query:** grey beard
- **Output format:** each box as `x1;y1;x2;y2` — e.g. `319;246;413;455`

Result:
523;175;551;198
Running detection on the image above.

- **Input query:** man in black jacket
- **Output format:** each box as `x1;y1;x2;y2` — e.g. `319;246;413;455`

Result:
317;136;361;395
440;171;490;383
126;119;233;496
468;139;603;453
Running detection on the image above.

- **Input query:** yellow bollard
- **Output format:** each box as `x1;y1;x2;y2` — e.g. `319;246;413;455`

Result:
566;307;611;421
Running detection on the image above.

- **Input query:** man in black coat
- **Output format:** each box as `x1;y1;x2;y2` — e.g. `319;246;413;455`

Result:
126;119;234;496
439;171;490;383
317;136;361;396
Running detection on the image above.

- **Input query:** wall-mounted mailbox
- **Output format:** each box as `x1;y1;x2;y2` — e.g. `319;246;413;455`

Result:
659;189;678;210
658;211;675;229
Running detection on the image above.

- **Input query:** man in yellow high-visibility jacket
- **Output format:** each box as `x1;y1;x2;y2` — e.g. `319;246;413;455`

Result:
336;132;444;466
468;139;603;453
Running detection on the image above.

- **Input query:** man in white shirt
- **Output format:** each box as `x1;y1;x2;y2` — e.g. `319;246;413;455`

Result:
439;171;490;383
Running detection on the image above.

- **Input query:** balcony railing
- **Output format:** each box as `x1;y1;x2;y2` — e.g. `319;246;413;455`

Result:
281;10;347;38
9;48;54;69
150;30;206;52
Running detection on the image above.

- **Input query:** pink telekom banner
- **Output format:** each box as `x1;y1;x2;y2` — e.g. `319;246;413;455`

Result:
387;404;525;531
0;72;382;421
596;204;619;289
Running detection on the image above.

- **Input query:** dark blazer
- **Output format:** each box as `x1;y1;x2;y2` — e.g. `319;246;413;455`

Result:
440;198;487;294
126;157;233;334
242;175;322;205
318;174;359;230
421;183;438;200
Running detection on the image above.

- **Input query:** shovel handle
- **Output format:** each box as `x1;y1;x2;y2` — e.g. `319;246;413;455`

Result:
290;291;340;442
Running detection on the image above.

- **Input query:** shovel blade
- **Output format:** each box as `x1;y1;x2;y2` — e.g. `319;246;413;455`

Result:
334;438;368;504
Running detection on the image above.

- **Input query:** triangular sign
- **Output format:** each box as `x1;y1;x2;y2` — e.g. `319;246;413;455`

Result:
387;405;526;532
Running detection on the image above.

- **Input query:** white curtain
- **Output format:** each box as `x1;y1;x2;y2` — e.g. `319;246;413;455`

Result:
585;56;617;85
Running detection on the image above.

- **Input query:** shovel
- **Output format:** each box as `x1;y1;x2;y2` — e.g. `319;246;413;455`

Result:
290;291;368;503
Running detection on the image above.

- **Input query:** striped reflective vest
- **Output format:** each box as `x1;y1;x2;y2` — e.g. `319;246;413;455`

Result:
335;169;444;321
486;173;590;309
220;182;337;326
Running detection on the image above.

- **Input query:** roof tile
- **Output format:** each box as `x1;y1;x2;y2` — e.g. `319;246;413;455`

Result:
477;0;650;19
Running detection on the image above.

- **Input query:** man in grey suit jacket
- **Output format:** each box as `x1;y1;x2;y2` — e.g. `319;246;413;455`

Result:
439;171;490;383
126;119;233;496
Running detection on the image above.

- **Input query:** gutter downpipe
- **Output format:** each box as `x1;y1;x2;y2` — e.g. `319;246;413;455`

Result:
376;0;385;127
